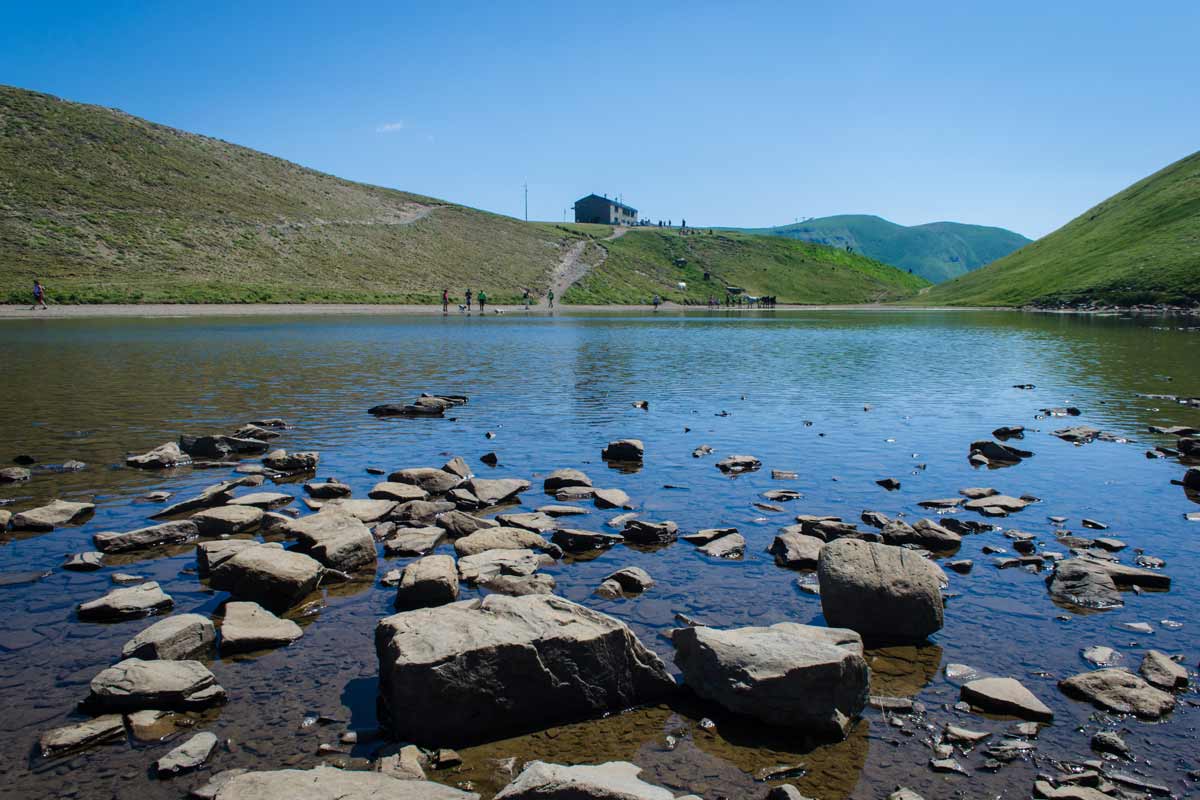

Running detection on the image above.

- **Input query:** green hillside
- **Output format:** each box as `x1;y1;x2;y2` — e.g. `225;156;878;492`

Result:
564;227;928;304
919;151;1200;307
733;214;1030;282
0;85;926;305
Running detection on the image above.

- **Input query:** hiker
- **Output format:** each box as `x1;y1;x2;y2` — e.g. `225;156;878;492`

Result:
652;294;661;311
548;289;555;308
31;279;47;310
441;288;449;315
464;289;473;311
522;288;530;309
478;290;487;313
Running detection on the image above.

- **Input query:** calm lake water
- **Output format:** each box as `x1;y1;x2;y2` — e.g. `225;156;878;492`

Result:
0;309;1197;799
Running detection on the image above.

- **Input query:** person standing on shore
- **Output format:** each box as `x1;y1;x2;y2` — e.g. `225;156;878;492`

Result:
441;288;449;315
31;279;47;310
652;294;661;311
547;289;554;309
464;288;473;312
522;288;530;309
478;290;487;313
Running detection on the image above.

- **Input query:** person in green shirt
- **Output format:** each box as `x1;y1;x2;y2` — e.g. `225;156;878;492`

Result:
548;289;555;308
478;290;487;312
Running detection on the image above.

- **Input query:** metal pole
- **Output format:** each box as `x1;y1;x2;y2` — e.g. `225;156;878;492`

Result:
524;183;528;222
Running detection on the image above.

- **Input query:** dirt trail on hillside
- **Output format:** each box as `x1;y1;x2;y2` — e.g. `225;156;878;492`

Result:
548;226;629;300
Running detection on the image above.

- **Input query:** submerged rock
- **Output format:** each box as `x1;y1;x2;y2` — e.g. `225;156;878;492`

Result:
122;613;215;660
211;766;478;799
220;601;303;654
551;528;623;552
969;440;1033;466
1058;668;1175;718
84;658;226;712
39;715;125;757
494;761;676;800
78;582;174;621
672;623;867;738
374;594;675;744
716;454;761;474
960;677;1054;721
155;731;218;777
818;539;943;643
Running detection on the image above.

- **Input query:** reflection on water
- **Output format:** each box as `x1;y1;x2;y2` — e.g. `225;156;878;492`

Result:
1;310;1198;799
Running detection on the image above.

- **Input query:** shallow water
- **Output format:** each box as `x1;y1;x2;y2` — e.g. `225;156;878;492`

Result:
0;309;1197;799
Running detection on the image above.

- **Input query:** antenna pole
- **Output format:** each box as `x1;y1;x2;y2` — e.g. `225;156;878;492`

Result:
523;183;528;222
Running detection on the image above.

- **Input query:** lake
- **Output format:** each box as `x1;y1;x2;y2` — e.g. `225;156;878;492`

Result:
0;309;1197;799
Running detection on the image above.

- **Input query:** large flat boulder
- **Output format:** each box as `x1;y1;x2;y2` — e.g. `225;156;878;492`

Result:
457;549;551;584
211;766;479;799
389;467;464;495
769;531;825;568
122;613;215;660
39;715;125;757
285;511;377;572
960;677;1053;721
463;477;531;506
672;623;868;738
152;477;259;519
209;546;323;611
817;539;943;643
455;526;557;557
395;555;459;610
228;492;295;511
383;526;445;557
1059;668;1175;718
369;482;430;503
495;761;675;800
220;601;303;654
375;594;676;744
84;658;226;712
11;499;95;531
192;505;264;536
94;520;199;553
78;582;174;621
197;540;278;577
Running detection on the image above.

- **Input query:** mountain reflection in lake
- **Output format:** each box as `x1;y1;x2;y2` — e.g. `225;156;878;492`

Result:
1;310;1197;799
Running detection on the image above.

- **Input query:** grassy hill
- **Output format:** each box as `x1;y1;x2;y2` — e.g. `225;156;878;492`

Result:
0;84;926;305
918;151;1200;307
564;227;928;304
732;215;1030;283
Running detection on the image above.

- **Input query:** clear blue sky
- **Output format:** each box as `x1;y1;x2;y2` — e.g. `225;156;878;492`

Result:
3;1;1196;238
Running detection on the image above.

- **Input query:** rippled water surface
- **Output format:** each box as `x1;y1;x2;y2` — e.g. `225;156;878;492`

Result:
0;310;1197;799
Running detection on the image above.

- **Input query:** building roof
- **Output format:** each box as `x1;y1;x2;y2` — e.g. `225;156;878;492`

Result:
576;193;637;214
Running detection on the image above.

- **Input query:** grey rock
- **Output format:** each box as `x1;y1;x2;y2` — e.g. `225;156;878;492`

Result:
39;715;125;757
95;520;200;553
1091;730;1129;757
1047;559;1124;610
602;567;654;593
457;549;551;584
220;601;303;654
375;595;675;744
964;494;1029;513
593;487;632;509
1082;645;1123;667
442;456;472;479
383;526;445;556
211;766;478;799
621;519;678;545
209;546;323;611
11;499;95;531
462;477;531;506
1138;650;1188;690
369;482;430;502
78;582;174;621
497;511;559;534
551;528;622;552
0;466;31;482
543;469;593;492
152;477;258;519
395;555;459;609
262;449;319;474
479;572;556;596
375;742;426;780
1059;668;1174;718
389;467;464;495
317;498;396;522
156;731;218;777
455;526;557;557
85;658;226;712
817;539;943;643
494;760;675;799
537;504;590;517
394;499;456;524
126;441;190;469
960;677;1054;721
192;505;263;536
122;613;216;660
601;439;644;461
197;540;278;578
304;479;352;499
227;492;294;511
556;485;596;501
435;509;498;538
698;532;745;559
285;511;377;571
63;551;105;571
672;622;867;738
716;454;761;473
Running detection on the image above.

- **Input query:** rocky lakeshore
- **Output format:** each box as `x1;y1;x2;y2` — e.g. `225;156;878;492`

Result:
1;311;1198;799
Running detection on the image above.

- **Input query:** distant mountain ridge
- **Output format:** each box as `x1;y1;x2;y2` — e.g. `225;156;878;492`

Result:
731;214;1031;283
918;151;1200;307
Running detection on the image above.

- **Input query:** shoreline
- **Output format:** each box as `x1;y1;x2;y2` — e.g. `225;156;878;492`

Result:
0;302;1195;320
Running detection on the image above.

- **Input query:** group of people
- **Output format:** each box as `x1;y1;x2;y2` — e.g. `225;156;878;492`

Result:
441;287;554;314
